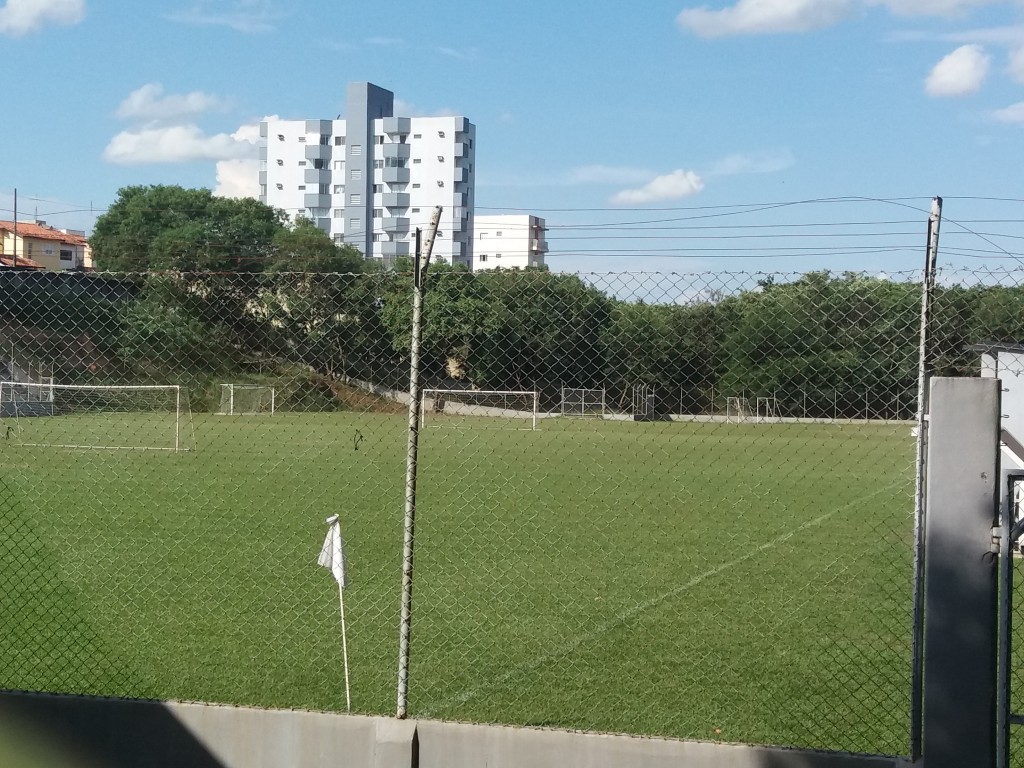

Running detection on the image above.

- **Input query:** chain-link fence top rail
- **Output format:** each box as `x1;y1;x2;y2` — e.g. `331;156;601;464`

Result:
9;264;1019;754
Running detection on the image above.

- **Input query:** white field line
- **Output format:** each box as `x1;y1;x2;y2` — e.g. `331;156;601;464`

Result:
419;481;904;718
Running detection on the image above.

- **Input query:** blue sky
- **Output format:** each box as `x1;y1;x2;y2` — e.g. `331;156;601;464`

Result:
1;0;1022;273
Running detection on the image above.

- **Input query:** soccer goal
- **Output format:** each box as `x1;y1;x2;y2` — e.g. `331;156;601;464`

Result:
725;396;752;424
422;389;539;430
756;397;780;424
218;384;275;415
560;388;606;418
0;382;195;452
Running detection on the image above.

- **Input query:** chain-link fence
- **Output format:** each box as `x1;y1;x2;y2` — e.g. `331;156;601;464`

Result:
8;263;1022;756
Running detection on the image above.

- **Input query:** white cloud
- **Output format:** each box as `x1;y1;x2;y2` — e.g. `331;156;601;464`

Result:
706;149;794;176
214;159;261;198
566;165;655;185
677;0;856;38
166;0;281;33
611;170;705;205
925;44;990;96
116;83;226;124
1010;46;1024;83
437;46;478;60
993;101;1024;123
103;124;255;165
869;0;1004;15
0;0;84;36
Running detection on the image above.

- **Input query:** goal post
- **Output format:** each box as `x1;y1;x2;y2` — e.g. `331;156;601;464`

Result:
421;389;539;430
560;387;606;418
218;384;275;416
0;382;194;452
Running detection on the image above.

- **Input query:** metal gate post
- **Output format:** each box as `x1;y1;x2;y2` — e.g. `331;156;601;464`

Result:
923;377;1001;767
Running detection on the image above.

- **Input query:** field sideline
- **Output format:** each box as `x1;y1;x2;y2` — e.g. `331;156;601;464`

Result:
0;412;915;755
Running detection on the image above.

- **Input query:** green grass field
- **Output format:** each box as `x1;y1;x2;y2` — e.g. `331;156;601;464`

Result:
0;412;915;755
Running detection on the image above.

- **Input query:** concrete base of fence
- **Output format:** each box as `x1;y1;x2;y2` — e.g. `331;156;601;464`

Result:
0;692;908;768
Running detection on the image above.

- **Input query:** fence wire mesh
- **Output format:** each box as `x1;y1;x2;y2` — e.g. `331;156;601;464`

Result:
15;263;1020;755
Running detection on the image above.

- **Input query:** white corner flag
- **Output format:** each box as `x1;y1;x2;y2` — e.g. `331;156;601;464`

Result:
318;514;351;711
318;514;350;588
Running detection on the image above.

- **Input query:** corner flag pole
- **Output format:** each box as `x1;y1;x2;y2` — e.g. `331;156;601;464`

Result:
318;514;351;712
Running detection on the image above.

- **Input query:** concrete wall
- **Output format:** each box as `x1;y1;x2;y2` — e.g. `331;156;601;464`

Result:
0;692;906;768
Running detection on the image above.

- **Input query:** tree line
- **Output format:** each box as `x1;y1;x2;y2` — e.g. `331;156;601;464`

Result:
1;186;1017;417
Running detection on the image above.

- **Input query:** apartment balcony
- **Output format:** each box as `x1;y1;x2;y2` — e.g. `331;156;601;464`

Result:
382;143;410;160
304;193;331;209
382;192;410;208
304;168;331;185
451;191;467;207
305;144;331;162
452;167;469;183
450;241;465;256
531;239;549;252
380;240;411;257
381;217;410;234
258;171;267;185
382;167;410;184
382;117;411;135
453;142;469;158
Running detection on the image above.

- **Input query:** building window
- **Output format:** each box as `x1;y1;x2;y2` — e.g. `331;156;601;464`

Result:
376;135;384;144
479;255;487;262
350;194;361;205
333;185;344;194
413;158;421;164
497;231;503;236
319;184;330;194
373;185;383;193
373;209;383;218
299;161;306;166
373;234;384;242
350;145;362;156
298;136;306;143
334;234;344;243
276;159;283;166
437;180;444;187
277;134;285;141
298;185;306;190
411;208;420;213
373;160;384;169
438;130;445;138
333;161;344;170
276;183;283;189
320;134;329;145
334;136;344;145
413;133;421;139
437;155;445;162
412;183;420;189
313;159;325;169
333;209;344;218
351;169;362;180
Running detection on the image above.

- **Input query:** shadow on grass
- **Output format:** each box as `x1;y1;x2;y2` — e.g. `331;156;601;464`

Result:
0;477;227;767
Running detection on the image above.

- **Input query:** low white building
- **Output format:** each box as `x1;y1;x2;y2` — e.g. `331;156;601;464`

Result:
260;82;476;268
472;215;547;271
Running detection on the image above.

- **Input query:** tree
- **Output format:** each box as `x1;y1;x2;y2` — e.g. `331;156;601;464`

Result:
267;218;364;274
91;185;286;272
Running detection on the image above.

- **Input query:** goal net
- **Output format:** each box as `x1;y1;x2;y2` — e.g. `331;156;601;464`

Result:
756;397;780;424
0;382;195;452
725;396;752;424
218;384;275;415
422;389;539;430
560;388;606;418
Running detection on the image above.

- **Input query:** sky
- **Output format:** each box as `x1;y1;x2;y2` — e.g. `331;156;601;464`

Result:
1;0;1023;274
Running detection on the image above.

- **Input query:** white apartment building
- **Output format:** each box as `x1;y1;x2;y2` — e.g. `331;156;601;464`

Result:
260;82;476;267
472;215;548;271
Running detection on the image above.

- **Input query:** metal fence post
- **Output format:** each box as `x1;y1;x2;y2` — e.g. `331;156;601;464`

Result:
922;376;1000;767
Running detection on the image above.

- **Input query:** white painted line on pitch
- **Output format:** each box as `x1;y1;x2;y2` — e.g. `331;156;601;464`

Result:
419;481;904;718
